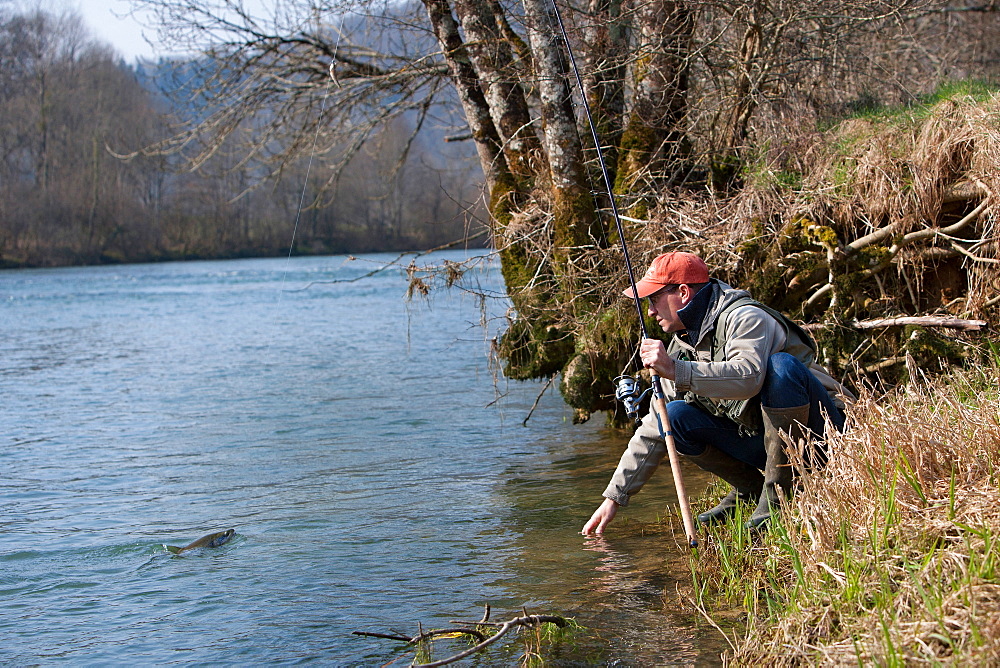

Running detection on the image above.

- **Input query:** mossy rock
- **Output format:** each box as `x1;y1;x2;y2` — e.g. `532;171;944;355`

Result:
498;316;575;381
560;353;610;423
903;325;968;367
735;217;830;314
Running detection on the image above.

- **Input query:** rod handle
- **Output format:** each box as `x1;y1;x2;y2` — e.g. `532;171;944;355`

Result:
650;382;699;548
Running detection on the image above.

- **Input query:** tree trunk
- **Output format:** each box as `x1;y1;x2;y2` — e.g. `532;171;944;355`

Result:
421;0;510;196
583;0;628;191
452;0;544;186
421;0;539;303
711;3;767;190
522;0;602;273
616;0;692;202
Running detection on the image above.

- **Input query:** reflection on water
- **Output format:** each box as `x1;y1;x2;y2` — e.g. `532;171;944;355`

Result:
496;425;730;665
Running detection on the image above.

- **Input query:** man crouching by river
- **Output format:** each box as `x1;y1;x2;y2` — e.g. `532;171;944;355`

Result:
582;252;852;535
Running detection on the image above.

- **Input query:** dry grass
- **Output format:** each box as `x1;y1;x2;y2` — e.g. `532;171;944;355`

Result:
643;87;1000;324
576;86;1000;336
490;81;999;419
692;356;1000;665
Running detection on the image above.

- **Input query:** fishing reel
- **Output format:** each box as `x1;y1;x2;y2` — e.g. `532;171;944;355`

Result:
614;374;651;423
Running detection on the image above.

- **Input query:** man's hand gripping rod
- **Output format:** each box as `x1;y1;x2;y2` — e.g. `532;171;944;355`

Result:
549;0;698;548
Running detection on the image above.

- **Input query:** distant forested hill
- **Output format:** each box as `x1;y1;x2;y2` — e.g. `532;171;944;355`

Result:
0;6;484;268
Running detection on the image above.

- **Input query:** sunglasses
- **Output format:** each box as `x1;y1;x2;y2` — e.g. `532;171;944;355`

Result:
648;284;681;299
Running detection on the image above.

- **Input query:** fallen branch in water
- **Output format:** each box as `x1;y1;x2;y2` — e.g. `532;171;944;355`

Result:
522;374;557;426
352;624;487;643
353;605;568;667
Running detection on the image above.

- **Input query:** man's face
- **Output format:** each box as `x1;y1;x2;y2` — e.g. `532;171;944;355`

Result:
646;284;693;333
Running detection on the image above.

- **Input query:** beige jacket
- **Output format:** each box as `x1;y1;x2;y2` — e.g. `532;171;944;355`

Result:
602;280;850;506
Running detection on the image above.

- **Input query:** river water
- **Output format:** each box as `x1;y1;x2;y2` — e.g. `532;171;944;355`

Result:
1;250;721;665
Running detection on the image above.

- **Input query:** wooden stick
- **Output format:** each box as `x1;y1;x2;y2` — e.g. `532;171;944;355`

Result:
850;316;987;331
802;316;987;332
650;377;699;548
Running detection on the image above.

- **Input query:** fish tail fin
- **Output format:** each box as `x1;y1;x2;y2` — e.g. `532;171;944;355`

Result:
165;544;182;554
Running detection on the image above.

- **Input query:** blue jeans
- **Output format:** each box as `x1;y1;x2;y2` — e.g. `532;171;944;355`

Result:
668;353;844;470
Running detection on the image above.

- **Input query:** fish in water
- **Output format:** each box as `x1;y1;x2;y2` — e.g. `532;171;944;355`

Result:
164;529;235;554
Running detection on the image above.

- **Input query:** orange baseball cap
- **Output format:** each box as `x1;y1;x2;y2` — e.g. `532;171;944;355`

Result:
623;252;710;299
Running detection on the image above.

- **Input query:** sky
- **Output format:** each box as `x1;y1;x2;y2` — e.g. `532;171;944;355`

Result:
71;0;160;62
67;0;275;62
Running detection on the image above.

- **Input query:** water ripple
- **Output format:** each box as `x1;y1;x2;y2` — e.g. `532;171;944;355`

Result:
0;254;720;664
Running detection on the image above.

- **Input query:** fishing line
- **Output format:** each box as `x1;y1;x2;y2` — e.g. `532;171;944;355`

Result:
278;20;343;293
261;15;338;367
545;0;699;547
546;0;647;407
545;0;649;341
283;99;327;270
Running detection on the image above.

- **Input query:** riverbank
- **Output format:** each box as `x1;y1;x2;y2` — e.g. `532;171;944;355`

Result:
687;355;1000;664
0;235;491;270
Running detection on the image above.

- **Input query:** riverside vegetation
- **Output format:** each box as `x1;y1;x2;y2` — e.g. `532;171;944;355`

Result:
111;1;1000;422
550;82;1000;425
0;6;483;268
684;353;1000;665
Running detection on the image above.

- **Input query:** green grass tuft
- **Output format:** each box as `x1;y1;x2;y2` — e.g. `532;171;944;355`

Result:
691;357;1000;665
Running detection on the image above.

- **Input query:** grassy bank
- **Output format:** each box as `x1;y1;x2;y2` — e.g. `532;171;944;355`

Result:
691;355;1000;664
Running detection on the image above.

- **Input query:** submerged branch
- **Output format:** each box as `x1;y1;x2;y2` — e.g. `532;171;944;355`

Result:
354;606;567;668
351;627;487;643
522;374;557;426
412;613;567;668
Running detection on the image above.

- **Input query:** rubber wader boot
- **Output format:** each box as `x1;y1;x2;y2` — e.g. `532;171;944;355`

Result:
687;444;765;526
747;404;811;530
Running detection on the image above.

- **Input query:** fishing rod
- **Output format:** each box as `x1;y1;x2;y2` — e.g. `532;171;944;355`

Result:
547;0;698;548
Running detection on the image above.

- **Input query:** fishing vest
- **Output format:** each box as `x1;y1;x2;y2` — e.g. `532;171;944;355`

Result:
680;296;818;436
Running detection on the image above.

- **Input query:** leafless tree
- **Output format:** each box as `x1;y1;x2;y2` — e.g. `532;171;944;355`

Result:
122;0;1000;405
0;4;477;266
0;6;164;264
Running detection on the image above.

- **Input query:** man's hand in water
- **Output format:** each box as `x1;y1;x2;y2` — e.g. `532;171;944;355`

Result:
581;497;619;535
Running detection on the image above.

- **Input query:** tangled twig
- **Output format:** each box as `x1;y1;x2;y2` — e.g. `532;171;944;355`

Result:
353;605;567;667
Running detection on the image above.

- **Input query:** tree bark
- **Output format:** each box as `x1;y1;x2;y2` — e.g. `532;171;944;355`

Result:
421;0;510;195
616;0;692;197
583;0;628;178
522;0;601;266
452;0;543;186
